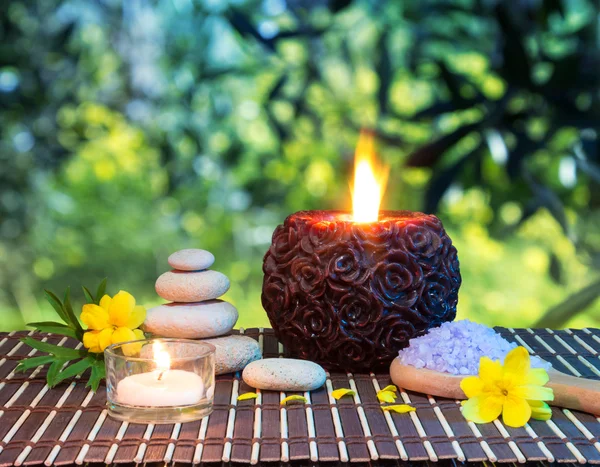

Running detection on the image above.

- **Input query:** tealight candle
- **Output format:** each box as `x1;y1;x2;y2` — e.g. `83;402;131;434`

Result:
114;342;205;407
105;338;215;424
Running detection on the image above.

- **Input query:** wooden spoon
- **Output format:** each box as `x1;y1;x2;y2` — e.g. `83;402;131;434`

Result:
390;358;600;415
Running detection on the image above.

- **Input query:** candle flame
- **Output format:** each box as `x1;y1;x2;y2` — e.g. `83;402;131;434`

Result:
153;341;171;374
352;130;388;223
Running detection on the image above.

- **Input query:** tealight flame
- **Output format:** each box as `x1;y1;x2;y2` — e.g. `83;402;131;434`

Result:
153;341;171;378
352;130;389;223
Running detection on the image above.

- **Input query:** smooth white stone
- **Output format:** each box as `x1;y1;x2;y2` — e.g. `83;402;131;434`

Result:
202;335;262;375
143;300;238;339
242;358;326;391
155;270;230;302
168;249;215;271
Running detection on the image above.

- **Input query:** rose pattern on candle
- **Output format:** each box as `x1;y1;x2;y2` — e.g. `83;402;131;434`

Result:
262;210;461;371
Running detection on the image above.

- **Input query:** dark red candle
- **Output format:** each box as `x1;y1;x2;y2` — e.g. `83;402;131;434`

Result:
261;210;461;371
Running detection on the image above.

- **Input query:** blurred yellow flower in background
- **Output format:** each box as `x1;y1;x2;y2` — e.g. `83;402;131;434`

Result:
81;290;146;356
460;346;554;427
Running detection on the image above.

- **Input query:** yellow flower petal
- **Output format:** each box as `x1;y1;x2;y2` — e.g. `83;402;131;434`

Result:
80;304;110;331
462;395;503;424
526;368;550;386
502;395;532;427
119;328;145;357
480;394;505;422
377;390;397;403
112;327;140;356
503;347;530;384
380;385;398;393
108;290;136;327
479;357;503;384
382;404;415;414
112;326;136;344
460;376;484;398
461;397;486;424
125;305;146;329
238;393;258;401
528;400;552;421
83;328;114;353
281;395;307;405
83;331;101;353
513;385;554;401
99;294;112;312
98;327;114;351
331;388;356;400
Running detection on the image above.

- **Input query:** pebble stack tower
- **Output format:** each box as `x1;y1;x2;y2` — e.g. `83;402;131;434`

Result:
144;249;262;374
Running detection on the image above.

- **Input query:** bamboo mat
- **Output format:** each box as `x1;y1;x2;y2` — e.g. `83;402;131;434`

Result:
0;327;599;466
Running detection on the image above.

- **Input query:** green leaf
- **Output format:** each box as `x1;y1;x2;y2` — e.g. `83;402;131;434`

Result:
27;324;78;339
405;121;481;168
63;287;83;335
53;358;93;385
47;359;68;388
82;286;95;304
87;360;106;392
95;278;107;304
27;321;71;329
44;290;69;324
16;355;54;372
21;337;85;360
535;278;600;328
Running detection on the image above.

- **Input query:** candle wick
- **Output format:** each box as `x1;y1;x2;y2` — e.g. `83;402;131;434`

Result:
157;370;165;381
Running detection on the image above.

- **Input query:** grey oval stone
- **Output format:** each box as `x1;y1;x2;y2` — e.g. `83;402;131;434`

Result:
168;249;215;271
155;270;230;302
143;300;238;339
202;335;262;375
242;358;326;391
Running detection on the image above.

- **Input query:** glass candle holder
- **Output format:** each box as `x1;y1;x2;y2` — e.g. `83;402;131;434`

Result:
105;338;215;424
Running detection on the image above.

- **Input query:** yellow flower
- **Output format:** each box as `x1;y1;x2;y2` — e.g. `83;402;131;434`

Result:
81;290;146;356
460;346;554;427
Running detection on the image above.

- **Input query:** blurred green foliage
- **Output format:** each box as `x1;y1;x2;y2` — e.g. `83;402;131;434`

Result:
1;0;599;331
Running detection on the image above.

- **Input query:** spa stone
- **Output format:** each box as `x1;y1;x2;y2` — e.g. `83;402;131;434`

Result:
168;249;215;271
155;269;230;302
242;358;326;391
203;335;262;375
143;300;237;338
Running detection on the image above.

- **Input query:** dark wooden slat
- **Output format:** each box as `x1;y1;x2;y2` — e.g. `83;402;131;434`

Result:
285;391;311;460
309;383;340;461
352;374;398;459
330;374;370;462
230;380;255;463
259;389;282;462
375;375;430;461
200;374;232;462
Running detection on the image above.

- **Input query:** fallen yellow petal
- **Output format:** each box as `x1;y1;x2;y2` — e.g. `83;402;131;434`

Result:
331;388;356;400
382;404;415;414
377;390;397;403
238;393;258;401
281;395;307;405
380;385;398;393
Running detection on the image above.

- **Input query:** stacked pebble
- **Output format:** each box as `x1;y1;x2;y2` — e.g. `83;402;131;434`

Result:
144;249;261;374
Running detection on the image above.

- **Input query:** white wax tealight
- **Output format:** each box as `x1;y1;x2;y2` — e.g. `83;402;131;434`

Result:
116;369;204;407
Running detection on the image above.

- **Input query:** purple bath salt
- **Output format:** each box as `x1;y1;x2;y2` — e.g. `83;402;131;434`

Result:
397;319;552;375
